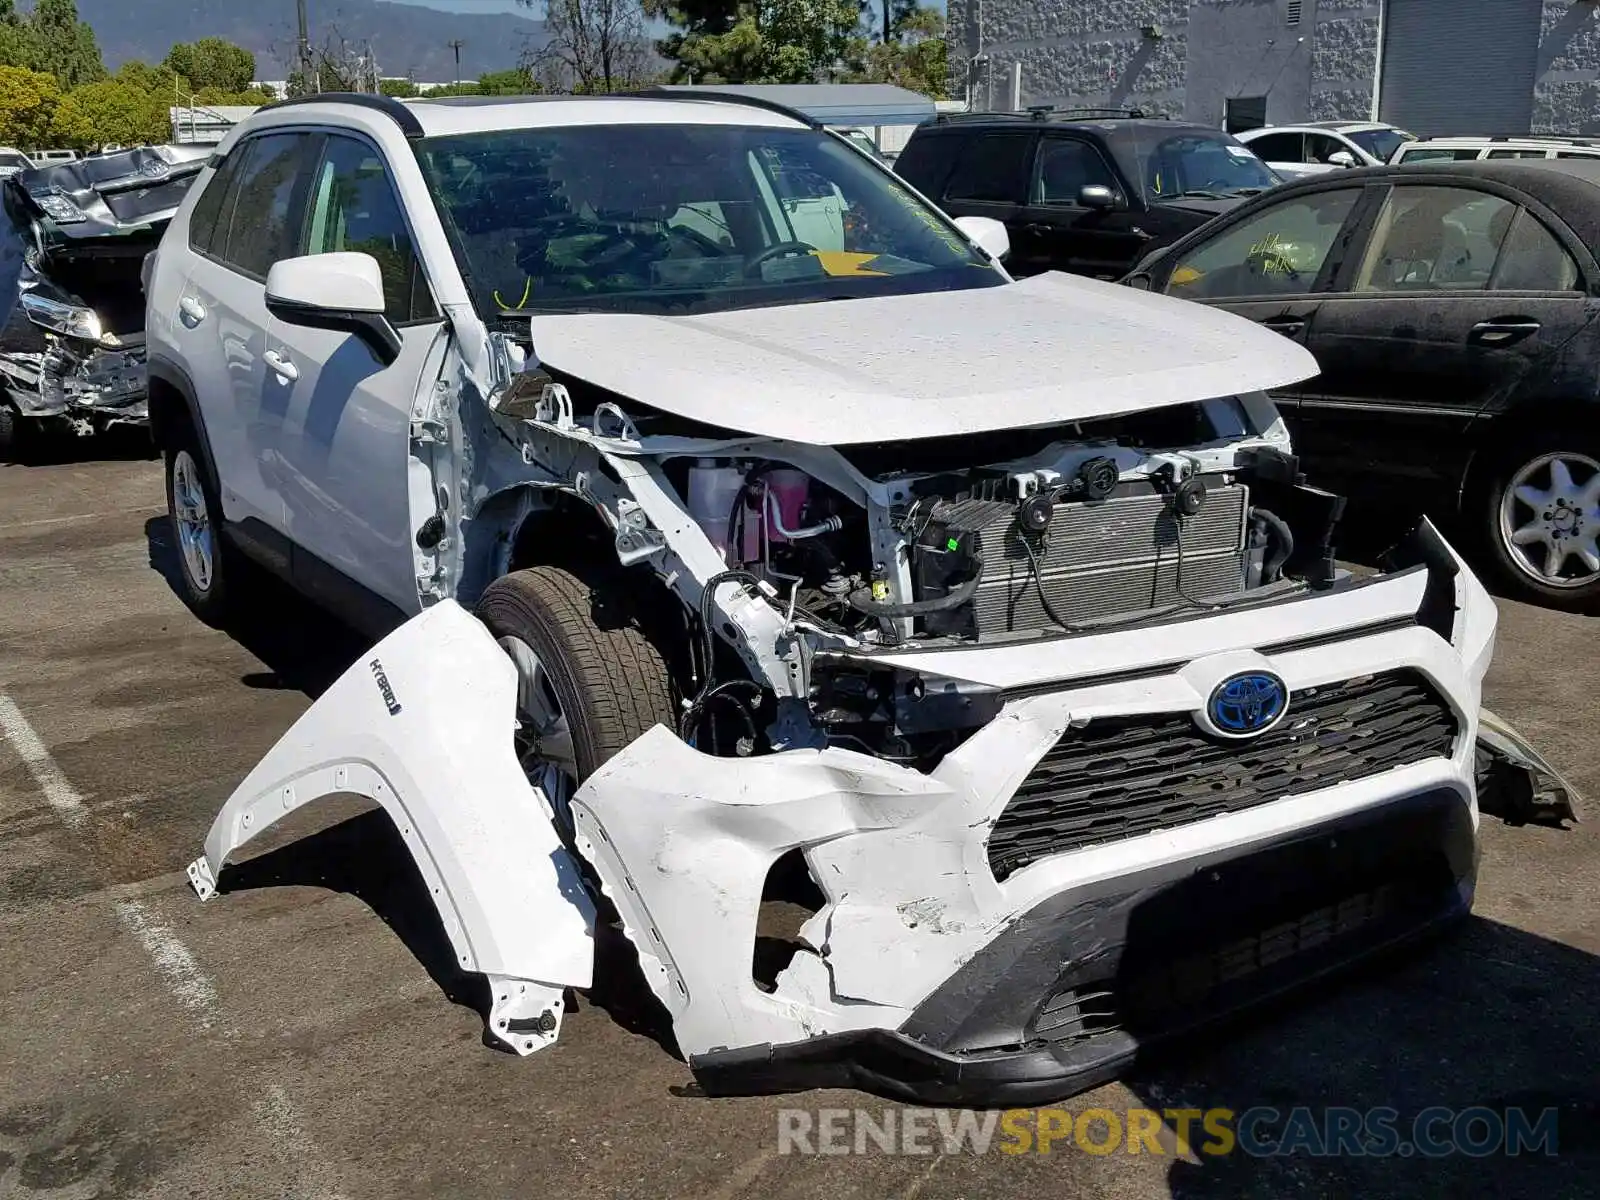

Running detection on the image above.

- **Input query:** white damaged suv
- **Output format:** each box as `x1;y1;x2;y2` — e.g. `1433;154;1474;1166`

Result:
145;90;1553;1105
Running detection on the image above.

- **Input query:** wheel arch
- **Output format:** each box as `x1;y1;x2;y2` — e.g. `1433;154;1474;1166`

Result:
147;354;221;490
1457;398;1600;511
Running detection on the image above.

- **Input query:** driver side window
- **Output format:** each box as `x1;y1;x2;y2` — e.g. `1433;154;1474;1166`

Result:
1166;188;1360;300
1031;137;1120;205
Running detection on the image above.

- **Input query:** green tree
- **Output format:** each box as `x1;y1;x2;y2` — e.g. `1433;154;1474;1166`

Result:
0;63;61;147
477;67;539;95
418;80;481;97
25;0;104;90
379;77;419;98
644;0;864;84
0;0;29;69
164;38;256;94
849;5;944;96
51;78;167;149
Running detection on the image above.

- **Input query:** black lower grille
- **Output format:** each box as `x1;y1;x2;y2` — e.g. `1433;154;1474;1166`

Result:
1029;871;1448;1048
988;670;1458;879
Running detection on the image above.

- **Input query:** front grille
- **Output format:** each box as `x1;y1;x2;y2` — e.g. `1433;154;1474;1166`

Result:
970;485;1247;638
987;670;1458;880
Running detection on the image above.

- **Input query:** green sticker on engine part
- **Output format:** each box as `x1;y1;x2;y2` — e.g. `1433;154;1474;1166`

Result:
946;536;960;551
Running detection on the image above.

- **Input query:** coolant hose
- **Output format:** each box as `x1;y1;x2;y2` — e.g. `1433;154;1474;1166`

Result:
846;559;985;618
1251;506;1295;580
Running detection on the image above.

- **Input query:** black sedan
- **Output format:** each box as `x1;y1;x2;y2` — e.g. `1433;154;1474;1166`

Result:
1124;159;1600;611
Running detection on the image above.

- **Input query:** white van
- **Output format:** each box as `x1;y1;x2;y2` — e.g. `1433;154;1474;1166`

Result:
1392;135;1600;164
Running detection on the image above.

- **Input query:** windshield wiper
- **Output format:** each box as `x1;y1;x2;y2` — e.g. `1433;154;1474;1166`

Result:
1229;186;1268;196
1171;189;1227;199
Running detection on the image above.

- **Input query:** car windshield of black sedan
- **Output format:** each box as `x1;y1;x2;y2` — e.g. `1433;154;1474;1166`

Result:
1133;131;1279;201
416;124;999;317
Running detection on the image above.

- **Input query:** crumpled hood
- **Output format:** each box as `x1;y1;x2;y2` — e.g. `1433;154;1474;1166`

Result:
526;271;1318;445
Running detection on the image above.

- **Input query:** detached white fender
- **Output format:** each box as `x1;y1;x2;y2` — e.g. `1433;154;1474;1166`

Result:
187;600;595;1056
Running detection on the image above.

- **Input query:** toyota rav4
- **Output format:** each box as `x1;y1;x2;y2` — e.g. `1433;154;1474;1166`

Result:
145;90;1568;1105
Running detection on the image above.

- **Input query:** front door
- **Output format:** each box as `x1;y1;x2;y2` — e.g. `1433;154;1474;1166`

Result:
1297;183;1597;488
265;132;449;622
933;129;1037;273
1157;184;1370;410
1012;133;1147;279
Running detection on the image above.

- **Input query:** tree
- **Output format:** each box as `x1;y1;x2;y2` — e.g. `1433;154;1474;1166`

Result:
51;78;168;150
642;0;863;85
478;67;539;95
518;0;651;94
24;0;104;90
379;77;419;98
850;5;944;97
0;64;61;148
0;0;28;69
164;38;256;95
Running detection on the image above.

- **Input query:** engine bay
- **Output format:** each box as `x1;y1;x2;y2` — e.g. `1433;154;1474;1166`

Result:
488;363;1351;769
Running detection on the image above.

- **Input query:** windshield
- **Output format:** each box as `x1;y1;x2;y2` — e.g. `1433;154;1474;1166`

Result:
1133;131;1278;200
1346;127;1413;162
416;123;999;317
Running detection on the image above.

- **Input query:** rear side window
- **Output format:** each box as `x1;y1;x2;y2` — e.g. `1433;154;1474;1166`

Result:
1354;186;1516;291
943;131;1034;203
1398;147;1481;162
1244;132;1304;162
215;133;311;280
301;134;437;323
1494;211;1581;291
187;155;243;255
1486;148;1549;159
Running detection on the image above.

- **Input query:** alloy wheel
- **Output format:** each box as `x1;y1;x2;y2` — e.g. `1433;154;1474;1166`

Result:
171;449;215;595
1497;451;1600;589
497;634;579;831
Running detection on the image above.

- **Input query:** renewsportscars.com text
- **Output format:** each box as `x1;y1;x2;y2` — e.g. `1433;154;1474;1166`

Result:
777;1106;1560;1158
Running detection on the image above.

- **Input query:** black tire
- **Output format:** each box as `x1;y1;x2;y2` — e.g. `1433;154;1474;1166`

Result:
163;420;236;626
0;401;24;462
474;565;677;784
1474;433;1600;612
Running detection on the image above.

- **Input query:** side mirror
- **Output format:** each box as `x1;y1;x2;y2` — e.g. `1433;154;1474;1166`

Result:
264;252;401;367
1124;271;1153;291
1326;150;1357;168
1079;183;1119;210
952;214;1010;262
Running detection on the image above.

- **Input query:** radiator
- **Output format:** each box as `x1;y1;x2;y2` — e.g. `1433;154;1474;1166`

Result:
970;484;1248;638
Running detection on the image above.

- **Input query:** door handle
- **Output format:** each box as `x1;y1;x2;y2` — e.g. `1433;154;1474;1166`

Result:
1469;318;1541;346
178;295;206;326
263;349;299;381
1259;315;1307;337
1023;223;1054;236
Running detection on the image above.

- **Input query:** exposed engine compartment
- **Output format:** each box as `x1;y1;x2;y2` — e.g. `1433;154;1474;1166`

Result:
508;371;1349;769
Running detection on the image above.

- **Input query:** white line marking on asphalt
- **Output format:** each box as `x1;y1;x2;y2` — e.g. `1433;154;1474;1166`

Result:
2;504;166;532
253;1084;352;1200
0;692;88;825
114;898;222;1030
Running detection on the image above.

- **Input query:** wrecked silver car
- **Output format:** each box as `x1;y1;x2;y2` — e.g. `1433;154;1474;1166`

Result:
0;144;208;452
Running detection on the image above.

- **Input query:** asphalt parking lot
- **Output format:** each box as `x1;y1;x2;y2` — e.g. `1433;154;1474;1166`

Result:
1;443;1597;1200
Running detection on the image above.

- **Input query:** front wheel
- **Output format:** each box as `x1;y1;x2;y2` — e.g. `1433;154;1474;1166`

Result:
1478;439;1600;611
474;566;677;835
0;401;24;462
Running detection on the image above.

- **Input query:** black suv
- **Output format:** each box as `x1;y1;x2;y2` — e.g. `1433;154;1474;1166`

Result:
895;108;1279;280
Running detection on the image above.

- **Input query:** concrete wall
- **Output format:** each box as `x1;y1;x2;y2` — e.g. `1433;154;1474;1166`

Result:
946;0;1378;125
1534;0;1600;134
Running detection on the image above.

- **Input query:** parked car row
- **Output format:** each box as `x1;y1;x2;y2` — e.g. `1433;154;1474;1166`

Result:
894;111;1600;612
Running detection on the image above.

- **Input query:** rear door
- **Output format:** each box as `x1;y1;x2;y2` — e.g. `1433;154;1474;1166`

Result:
933;129;1036;269
1011;132;1146;279
1153;184;1370;406
1296;182;1597;487
171;130;318;536
266;130;447;620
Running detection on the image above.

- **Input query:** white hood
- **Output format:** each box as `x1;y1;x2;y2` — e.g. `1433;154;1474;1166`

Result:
526;271;1318;445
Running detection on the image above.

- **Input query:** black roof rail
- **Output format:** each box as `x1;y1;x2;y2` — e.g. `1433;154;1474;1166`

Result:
614;86;823;129
1486;132;1595;145
1029;105;1166;120
256;91;425;139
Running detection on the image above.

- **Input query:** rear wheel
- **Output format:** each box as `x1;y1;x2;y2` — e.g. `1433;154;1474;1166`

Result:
474;565;676;835
164;424;235;625
0;401;23;461
1478;437;1600;611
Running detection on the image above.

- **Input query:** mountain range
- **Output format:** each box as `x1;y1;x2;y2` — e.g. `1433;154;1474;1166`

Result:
75;0;547;82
